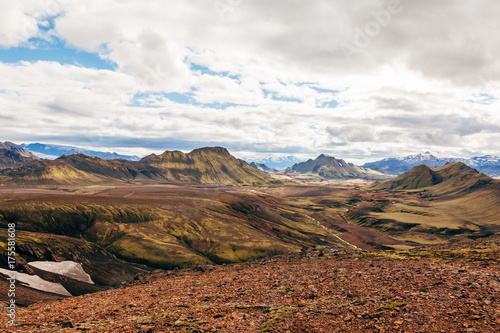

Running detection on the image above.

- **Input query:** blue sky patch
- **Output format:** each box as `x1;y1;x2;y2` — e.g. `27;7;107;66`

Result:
0;37;114;70
322;100;339;108
190;63;240;80
309;86;339;95
128;91;253;110
262;89;302;103
0;17;114;71
477;94;496;105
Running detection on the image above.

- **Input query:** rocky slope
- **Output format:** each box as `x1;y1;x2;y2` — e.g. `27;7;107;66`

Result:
286;154;388;180
0;142;40;169
0;142;39;159
1;236;498;332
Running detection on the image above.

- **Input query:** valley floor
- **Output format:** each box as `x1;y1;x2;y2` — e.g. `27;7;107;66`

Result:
2;236;499;332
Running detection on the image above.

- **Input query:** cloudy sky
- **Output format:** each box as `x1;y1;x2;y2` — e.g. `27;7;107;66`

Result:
1;0;499;164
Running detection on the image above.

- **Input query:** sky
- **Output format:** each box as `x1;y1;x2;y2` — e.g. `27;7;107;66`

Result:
0;0;499;165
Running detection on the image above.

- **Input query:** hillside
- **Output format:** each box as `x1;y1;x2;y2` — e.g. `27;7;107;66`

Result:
0;147;275;186
339;163;500;246
286;154;388;180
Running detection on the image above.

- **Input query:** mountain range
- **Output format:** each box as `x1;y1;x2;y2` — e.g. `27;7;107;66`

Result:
364;151;500;177
249;155;304;169
20;143;141;161
250;162;278;174
4;141;500;181
0;146;275;186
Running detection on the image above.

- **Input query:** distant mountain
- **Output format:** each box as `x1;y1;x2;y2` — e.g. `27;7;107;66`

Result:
0;141;40;169
0;141;39;159
250;162;278;174
371;162;493;193
21;143;141;161
364;152;500;177
286;154;389;180
249;155;304;169
0;147;276;186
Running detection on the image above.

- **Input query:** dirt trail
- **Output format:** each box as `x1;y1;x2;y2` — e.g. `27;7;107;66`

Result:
304;214;362;250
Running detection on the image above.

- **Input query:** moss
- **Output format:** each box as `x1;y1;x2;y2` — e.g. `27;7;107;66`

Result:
376;302;407;312
260;306;296;332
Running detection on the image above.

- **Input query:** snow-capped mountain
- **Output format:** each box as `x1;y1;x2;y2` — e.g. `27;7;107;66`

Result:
248;155;304;169
21;143;141;161
363;152;500;177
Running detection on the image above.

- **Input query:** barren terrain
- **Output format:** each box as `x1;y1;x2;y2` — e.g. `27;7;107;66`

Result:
1;236;499;332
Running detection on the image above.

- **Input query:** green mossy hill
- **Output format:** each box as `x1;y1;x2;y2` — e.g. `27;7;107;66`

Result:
371;162;494;192
0;231;144;287
0;188;339;270
141;147;276;185
0;157;143;185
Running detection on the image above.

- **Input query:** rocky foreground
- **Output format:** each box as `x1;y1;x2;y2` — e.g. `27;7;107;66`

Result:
2;238;500;332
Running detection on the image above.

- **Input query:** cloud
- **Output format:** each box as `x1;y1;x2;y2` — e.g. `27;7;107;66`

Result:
1;0;500;163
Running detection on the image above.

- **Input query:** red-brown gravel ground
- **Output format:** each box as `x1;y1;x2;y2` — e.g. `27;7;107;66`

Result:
1;241;499;333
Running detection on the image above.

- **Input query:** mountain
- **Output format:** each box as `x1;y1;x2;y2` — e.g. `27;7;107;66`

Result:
21;143;141;161
0;149;39;169
141;147;276;185
0;147;276;186
286;154;389;180
0;141;39;159
250;162;278;174
371;162;494;193
364;152;500;177
0;141;40;169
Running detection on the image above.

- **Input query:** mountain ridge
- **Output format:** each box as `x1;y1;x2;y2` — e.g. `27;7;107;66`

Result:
20;143;141;161
250;162;278;174
364;152;500;177
0;147;276;186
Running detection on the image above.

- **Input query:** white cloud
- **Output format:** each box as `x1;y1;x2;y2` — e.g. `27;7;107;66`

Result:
1;0;500;163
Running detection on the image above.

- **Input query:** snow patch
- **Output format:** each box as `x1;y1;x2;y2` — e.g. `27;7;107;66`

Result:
0;268;72;296
28;261;94;284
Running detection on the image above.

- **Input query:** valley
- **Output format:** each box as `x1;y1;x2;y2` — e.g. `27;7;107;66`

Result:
0;145;499;332
2;162;500;307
